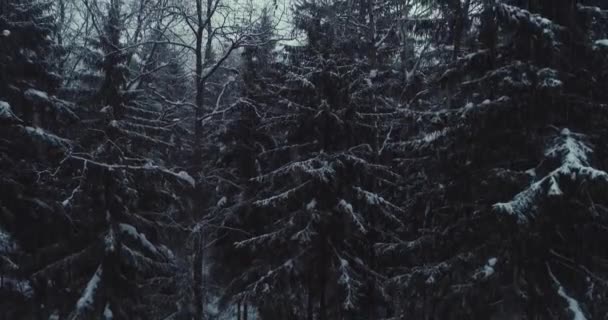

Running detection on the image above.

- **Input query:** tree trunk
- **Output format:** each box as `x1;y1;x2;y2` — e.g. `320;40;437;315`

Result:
452;0;471;61
319;238;328;320
307;272;314;320
192;0;206;317
193;232;204;319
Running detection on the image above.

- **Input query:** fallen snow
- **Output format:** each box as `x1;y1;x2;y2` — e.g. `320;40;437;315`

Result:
1;30;9;37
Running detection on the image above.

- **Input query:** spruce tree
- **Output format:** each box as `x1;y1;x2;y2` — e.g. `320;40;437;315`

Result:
385;1;608;318
0;0;78;317
215;2;407;319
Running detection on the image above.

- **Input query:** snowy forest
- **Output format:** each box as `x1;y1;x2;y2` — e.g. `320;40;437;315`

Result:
1;0;608;319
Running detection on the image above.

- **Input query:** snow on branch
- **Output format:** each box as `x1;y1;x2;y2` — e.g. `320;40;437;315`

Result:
389;127;454;153
390;252;474;288
595;39;608;49
375;235;434;255
493;179;543;224
335;254;362;310
22;126;72;149
259;142;318;157
115;120;172;135
353;187;404;225
286;70;315;89
537;68;563;89
544;129;606;179
254;156;335;183
547;264;588;320
339;154;402;180
69;156;195;187
472;257;498;280
494;129;608;223
109;121;176;149
577;4;608;19
0;228;18;271
0;277;33;298
238;254;302;300
32;244;98;280
234;228;286;249
104;304;113;320
75;265;103;312
291;222;316;244
253;181;311;207
353;186;403;212
23;90;79;121
337;199;367;233
24;88;50;103
496;3;564;44
119;223;164;259
0;100;22;124
120;245;176;275
0;228;17;254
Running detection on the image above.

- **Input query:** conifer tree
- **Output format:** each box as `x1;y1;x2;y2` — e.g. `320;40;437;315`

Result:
1;0;194;318
214;2;407;319
384;1;608;318
0;0;78;317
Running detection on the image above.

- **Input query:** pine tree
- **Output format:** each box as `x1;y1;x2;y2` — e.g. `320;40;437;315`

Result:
52;1;194;318
384;1;608;318
0;0;78;317
209;7;278;318
213;2;408;319
1;0;195;318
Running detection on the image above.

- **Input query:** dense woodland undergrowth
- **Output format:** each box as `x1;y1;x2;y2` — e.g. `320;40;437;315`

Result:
1;0;608;319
